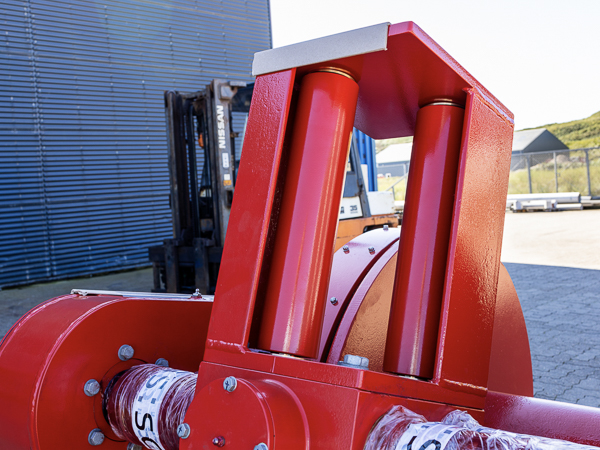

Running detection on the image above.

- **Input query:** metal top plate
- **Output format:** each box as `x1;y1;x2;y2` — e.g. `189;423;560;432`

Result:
252;22;389;76
70;289;214;301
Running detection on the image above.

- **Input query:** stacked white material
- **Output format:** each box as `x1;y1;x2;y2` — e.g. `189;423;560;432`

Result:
507;193;581;212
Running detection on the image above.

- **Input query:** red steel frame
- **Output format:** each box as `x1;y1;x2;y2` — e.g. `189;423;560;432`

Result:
1;21;600;450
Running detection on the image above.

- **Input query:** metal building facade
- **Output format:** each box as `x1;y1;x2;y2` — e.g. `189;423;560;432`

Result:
0;0;271;287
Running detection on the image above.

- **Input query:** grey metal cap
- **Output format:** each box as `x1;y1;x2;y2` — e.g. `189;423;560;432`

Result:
252;23;389;76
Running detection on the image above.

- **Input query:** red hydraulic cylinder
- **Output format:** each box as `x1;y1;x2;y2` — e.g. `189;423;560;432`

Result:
383;102;464;378
258;69;359;358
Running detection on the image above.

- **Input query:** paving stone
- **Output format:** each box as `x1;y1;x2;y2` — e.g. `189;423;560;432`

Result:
576;377;600;390
505;263;600;406
577;396;600;408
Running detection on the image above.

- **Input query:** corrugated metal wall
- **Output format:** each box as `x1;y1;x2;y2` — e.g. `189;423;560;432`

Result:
0;0;271;287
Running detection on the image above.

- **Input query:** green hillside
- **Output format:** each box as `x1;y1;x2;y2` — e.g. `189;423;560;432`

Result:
525;111;600;149
375;111;600;153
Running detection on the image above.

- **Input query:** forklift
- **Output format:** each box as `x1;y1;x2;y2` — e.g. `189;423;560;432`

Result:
149;79;398;294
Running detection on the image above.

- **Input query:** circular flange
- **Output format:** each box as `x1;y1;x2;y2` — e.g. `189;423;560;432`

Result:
188;378;273;447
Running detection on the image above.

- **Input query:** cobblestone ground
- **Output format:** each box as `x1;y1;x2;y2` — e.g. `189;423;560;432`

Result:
505;263;600;407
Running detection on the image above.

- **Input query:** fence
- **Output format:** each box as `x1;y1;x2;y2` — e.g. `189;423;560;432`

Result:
508;147;600;196
379;146;600;201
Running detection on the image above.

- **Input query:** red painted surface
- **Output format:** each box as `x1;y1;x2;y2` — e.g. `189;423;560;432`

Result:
485;391;600;447
184;376;307;449
327;241;399;371
384;103;464;378
488;264;533;396
184;362;484;450
3;20;599;450
205;69;295;353
258;71;359;358
434;89;515;392
0;294;211;449
318;227;400;361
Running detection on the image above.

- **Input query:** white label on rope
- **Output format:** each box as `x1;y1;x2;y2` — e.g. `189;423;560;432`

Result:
395;422;463;450
131;370;189;450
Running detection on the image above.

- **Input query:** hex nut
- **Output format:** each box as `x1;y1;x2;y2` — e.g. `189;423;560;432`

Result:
88;429;105;446
155;358;169;367
84;379;101;397
177;423;191;439
223;376;237;392
338;354;370;369
330;297;338;306
368;246;375;254
254;443;269;450
342;245;350;254
383;224;389;231
118;344;135;361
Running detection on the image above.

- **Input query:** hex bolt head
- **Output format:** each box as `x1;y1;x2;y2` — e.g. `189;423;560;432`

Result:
330;297;338;306
88;429;105;446
177;423;191;439
84;379;101;397
254;443;269;450
118;344;135;361
155;358;169;367
212;436;226;447
368;246;376;254
342;245;350;254
223;376;237;392
383;224;389;231
338;354;370;369
127;444;143;450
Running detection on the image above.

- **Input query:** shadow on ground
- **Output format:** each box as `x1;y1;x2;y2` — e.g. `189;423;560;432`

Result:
0;268;153;338
504;262;600;407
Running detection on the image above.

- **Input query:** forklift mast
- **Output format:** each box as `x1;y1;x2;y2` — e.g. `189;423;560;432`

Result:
149;79;252;294
150;79;394;294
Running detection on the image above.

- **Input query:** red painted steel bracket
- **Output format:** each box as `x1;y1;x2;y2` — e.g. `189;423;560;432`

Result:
0;294;211;449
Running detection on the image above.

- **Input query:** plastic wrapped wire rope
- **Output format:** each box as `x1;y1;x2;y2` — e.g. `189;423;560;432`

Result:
104;364;197;450
364;405;600;450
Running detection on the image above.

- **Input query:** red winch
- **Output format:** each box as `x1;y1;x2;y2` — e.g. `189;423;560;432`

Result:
1;22;599;450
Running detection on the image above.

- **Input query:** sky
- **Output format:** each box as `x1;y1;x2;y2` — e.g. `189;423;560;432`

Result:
269;0;600;131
